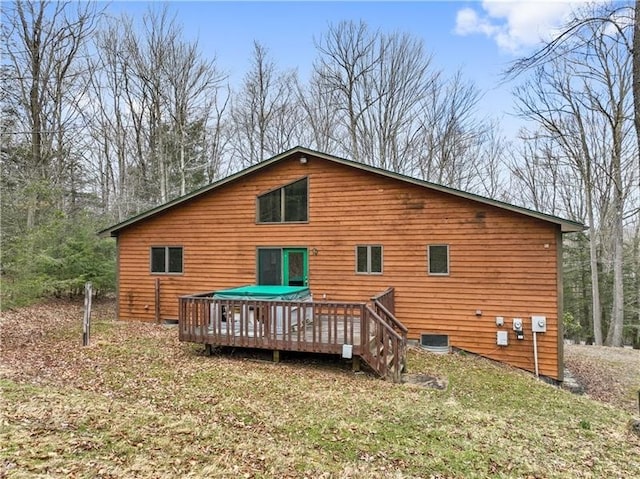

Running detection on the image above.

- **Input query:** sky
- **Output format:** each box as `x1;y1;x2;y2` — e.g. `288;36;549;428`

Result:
104;0;595;138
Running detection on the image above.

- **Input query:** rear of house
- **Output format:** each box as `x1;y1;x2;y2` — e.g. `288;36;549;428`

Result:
102;147;583;381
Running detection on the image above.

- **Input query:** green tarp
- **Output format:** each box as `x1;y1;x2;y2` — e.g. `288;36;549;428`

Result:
213;285;311;301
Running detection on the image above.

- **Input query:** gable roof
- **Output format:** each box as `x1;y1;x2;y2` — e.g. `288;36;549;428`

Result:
99;146;585;237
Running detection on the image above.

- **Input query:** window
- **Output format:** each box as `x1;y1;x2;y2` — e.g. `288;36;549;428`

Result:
151;246;183;274
258;178;308;223
257;248;282;285
356;245;383;274
428;245;449;275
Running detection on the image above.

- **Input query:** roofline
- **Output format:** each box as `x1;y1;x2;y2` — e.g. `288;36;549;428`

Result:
98;147;302;237
99;146;585;237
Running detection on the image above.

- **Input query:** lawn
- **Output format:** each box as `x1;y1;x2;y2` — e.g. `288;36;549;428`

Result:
1;300;639;478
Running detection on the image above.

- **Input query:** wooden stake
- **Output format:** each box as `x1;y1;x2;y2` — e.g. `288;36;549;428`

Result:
82;282;92;346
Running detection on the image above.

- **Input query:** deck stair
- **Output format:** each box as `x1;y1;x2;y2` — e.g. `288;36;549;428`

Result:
360;288;407;382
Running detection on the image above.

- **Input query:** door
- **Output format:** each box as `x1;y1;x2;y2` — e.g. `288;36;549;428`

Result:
283;248;308;287
257;248;282;285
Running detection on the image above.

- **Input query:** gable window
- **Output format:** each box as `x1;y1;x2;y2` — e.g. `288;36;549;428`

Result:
151;246;183;274
356;245;383;274
428;245;449;275
258;178;308;223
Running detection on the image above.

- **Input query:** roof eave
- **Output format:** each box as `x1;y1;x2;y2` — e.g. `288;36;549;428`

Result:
98;146;308;237
300;148;586;234
98;146;586;237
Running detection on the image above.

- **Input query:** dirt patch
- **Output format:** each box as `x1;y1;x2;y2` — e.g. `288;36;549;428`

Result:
401;373;447;390
565;344;640;414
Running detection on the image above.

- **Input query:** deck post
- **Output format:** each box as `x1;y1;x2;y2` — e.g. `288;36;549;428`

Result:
273;350;280;363
204;344;212;356
352;356;361;372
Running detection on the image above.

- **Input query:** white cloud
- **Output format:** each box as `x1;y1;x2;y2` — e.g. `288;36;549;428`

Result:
454;1;592;54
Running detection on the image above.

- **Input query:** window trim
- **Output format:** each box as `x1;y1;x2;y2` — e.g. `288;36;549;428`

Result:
428;244;449;276
355;245;383;275
256;177;309;224
150;246;184;275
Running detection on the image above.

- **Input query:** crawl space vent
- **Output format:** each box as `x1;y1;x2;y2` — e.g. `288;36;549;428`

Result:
420;334;450;354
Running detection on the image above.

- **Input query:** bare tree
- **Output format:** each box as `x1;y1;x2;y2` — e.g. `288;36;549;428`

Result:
468;122;507;200
508;133;563;215
162;33;226;196
86;6;227;217
1;0;102;226
205;85;232;181
506;1;638;191
313;21;381;164
84;18;133;220
634;1;640;165
415;71;487;187
230;41;300;168
295;69;342;154
359;32;435;172
315;21;453;173
512;18;636;346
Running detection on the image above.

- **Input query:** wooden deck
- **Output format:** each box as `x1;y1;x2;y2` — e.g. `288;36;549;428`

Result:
179;288;407;381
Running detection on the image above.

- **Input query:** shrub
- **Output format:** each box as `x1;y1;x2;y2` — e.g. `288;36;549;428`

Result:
0;213;115;309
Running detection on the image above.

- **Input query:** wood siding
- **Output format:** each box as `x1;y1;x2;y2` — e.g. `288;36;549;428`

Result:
116;153;563;379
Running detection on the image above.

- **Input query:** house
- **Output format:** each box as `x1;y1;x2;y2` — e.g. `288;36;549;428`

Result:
100;147;583;382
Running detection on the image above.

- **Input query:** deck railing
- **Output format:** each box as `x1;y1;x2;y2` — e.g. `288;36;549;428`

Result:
371;287;396;315
179;293;365;355
178;288;406;382
371;288;406;337
363;288;407;382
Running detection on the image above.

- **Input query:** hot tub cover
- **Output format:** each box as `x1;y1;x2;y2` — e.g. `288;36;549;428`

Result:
213;285;310;301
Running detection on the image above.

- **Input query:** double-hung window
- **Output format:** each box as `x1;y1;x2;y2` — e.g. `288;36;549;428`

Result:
428;245;449;275
356;245;383;274
257;178;308;223
151;246;183;274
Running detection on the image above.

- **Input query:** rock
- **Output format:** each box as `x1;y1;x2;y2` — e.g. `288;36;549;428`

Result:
401;373;447;390
562;368;585;395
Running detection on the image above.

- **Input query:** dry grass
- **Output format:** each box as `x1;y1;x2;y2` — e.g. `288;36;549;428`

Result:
1;299;639;478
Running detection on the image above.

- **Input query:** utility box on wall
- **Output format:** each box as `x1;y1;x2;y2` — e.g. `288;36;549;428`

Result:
497;330;508;346
531;315;547;333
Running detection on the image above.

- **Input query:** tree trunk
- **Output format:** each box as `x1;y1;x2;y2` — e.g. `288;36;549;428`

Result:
180;127;186;197
633;0;640;168
587;199;603;345
635;221;640;349
605;212;625;346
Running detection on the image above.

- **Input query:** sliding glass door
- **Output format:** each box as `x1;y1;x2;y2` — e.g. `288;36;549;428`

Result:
257;248;308;286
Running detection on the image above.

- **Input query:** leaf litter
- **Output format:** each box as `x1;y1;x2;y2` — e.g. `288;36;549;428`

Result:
1;299;639;478
565;344;640;413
